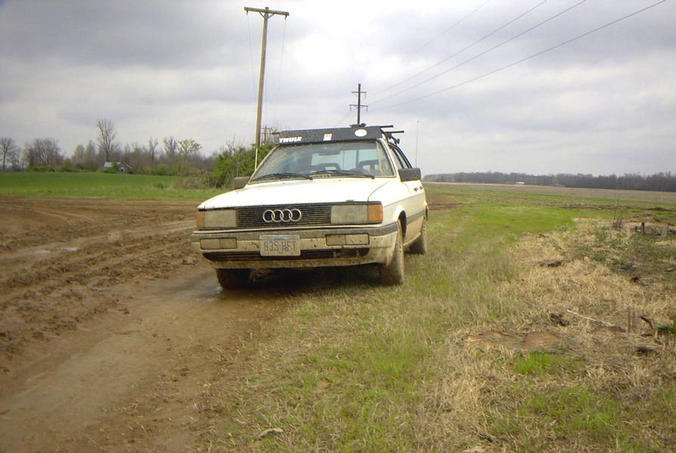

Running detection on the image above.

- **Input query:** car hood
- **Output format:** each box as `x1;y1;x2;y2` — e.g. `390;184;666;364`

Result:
199;178;392;209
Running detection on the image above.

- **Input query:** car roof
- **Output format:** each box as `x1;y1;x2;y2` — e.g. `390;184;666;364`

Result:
277;125;397;145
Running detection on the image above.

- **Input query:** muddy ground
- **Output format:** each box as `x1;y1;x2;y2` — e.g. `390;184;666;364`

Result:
0;197;297;452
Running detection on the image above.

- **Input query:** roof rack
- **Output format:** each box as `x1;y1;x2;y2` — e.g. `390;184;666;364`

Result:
379;126;405;145
275;124;405;145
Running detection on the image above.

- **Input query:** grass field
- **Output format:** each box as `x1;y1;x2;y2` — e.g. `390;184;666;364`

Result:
2;174;674;451
0;171;223;199
205;184;675;452
426;181;676;204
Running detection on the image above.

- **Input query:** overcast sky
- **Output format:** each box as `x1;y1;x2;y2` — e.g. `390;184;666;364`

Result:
1;0;674;175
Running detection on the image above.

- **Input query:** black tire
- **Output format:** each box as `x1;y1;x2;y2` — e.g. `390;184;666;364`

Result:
380;223;404;285
408;218;427;255
216;269;250;290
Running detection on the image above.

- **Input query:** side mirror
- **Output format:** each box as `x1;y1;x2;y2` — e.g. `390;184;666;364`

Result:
233;176;250;189
398;168;422;182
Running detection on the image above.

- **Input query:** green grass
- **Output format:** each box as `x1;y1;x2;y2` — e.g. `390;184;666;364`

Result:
490;384;676;451
514;352;581;376
202;184;676;452
0;171;223;199
210;185;591;451
492;385;622;444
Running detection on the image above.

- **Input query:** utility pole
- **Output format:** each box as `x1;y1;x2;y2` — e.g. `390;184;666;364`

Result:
350;83;367;126
244;6;289;168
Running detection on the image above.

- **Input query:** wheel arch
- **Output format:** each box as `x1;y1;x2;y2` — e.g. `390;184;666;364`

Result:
397;210;407;238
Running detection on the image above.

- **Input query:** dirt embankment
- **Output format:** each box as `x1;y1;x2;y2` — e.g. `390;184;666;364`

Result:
0;197;291;452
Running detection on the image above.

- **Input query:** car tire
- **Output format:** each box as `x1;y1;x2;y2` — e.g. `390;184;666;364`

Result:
216;269;250;289
380;223;404;285
408;218;427;255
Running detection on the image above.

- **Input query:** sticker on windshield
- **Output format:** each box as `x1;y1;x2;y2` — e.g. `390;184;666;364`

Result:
354;128;367;137
323;133;333;141
279;136;302;143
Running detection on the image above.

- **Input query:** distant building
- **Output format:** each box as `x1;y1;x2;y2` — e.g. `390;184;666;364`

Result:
515;181;525;185
103;161;133;173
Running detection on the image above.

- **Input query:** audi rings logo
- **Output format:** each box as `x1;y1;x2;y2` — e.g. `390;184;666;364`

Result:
262;208;303;223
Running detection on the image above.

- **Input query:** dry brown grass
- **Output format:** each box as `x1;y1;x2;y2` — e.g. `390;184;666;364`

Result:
422;221;675;451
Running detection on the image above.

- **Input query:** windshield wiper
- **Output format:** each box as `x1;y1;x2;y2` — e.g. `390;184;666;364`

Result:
309;169;375;179
251;172;313;182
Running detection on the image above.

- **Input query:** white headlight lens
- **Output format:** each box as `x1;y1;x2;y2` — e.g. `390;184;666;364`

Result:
204;209;237;228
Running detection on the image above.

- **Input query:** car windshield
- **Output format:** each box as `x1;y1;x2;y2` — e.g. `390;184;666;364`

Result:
251;141;394;182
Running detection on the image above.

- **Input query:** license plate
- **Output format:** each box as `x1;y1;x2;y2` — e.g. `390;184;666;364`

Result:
260;235;300;256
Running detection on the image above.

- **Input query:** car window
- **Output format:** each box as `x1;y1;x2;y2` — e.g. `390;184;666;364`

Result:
390;149;403;170
253;141;395;179
389;144;412;169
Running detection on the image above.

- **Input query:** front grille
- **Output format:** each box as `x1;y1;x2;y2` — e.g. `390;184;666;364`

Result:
237;204;331;228
203;248;369;262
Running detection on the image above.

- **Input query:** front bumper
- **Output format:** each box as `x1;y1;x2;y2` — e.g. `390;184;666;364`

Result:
190;223;398;269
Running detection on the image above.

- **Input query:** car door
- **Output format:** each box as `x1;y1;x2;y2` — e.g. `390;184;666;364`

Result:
389;144;426;244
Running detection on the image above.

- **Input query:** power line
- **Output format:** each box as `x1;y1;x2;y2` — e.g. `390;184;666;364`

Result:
375;0;546;97
246;14;257;96
269;18;288;128
377;0;667;111
243;5;289;167
372;0;587;106
417;0;492;51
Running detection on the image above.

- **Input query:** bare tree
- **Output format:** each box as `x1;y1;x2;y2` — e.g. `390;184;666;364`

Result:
97;119;117;162
72;143;97;171
24;138;63;168
147;137;158;166
0;137;19;171
162;136;177;158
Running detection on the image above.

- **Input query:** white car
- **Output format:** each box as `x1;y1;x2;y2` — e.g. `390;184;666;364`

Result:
191;125;427;288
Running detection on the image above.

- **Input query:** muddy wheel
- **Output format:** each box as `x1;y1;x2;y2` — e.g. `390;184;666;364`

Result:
408;218;427;255
380;223;404;285
216;269;250;289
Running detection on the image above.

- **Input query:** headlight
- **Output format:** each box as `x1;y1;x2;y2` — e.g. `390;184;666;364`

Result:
331;203;382;224
198;209;237;228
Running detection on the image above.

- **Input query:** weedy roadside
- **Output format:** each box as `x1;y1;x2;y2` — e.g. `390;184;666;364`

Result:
195;185;675;452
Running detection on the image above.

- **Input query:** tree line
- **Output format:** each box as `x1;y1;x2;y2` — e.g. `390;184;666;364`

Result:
0;119;275;188
424;171;676;192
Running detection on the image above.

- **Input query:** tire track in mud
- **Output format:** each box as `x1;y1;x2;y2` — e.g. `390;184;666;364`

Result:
0;197;194;252
0;198;199;369
0;228;197;365
0;197;297;452
0;265;292;452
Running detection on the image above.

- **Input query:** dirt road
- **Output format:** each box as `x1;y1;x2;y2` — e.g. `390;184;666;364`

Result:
0;198;292;452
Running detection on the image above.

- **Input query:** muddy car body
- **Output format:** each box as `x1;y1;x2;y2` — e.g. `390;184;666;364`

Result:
191;125;427;287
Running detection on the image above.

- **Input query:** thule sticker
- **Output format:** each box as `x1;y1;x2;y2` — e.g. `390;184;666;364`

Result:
279;136;302;143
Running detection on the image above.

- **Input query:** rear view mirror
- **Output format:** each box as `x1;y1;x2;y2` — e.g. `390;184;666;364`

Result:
398;168;421;182
233;176;250;189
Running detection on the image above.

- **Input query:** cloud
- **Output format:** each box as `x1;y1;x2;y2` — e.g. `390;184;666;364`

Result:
0;0;674;174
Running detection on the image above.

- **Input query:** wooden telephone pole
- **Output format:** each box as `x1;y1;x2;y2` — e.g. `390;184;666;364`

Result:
350;83;367;126
244;6;289;167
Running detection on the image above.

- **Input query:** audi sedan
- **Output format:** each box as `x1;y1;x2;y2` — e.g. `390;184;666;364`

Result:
190;125;427;288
